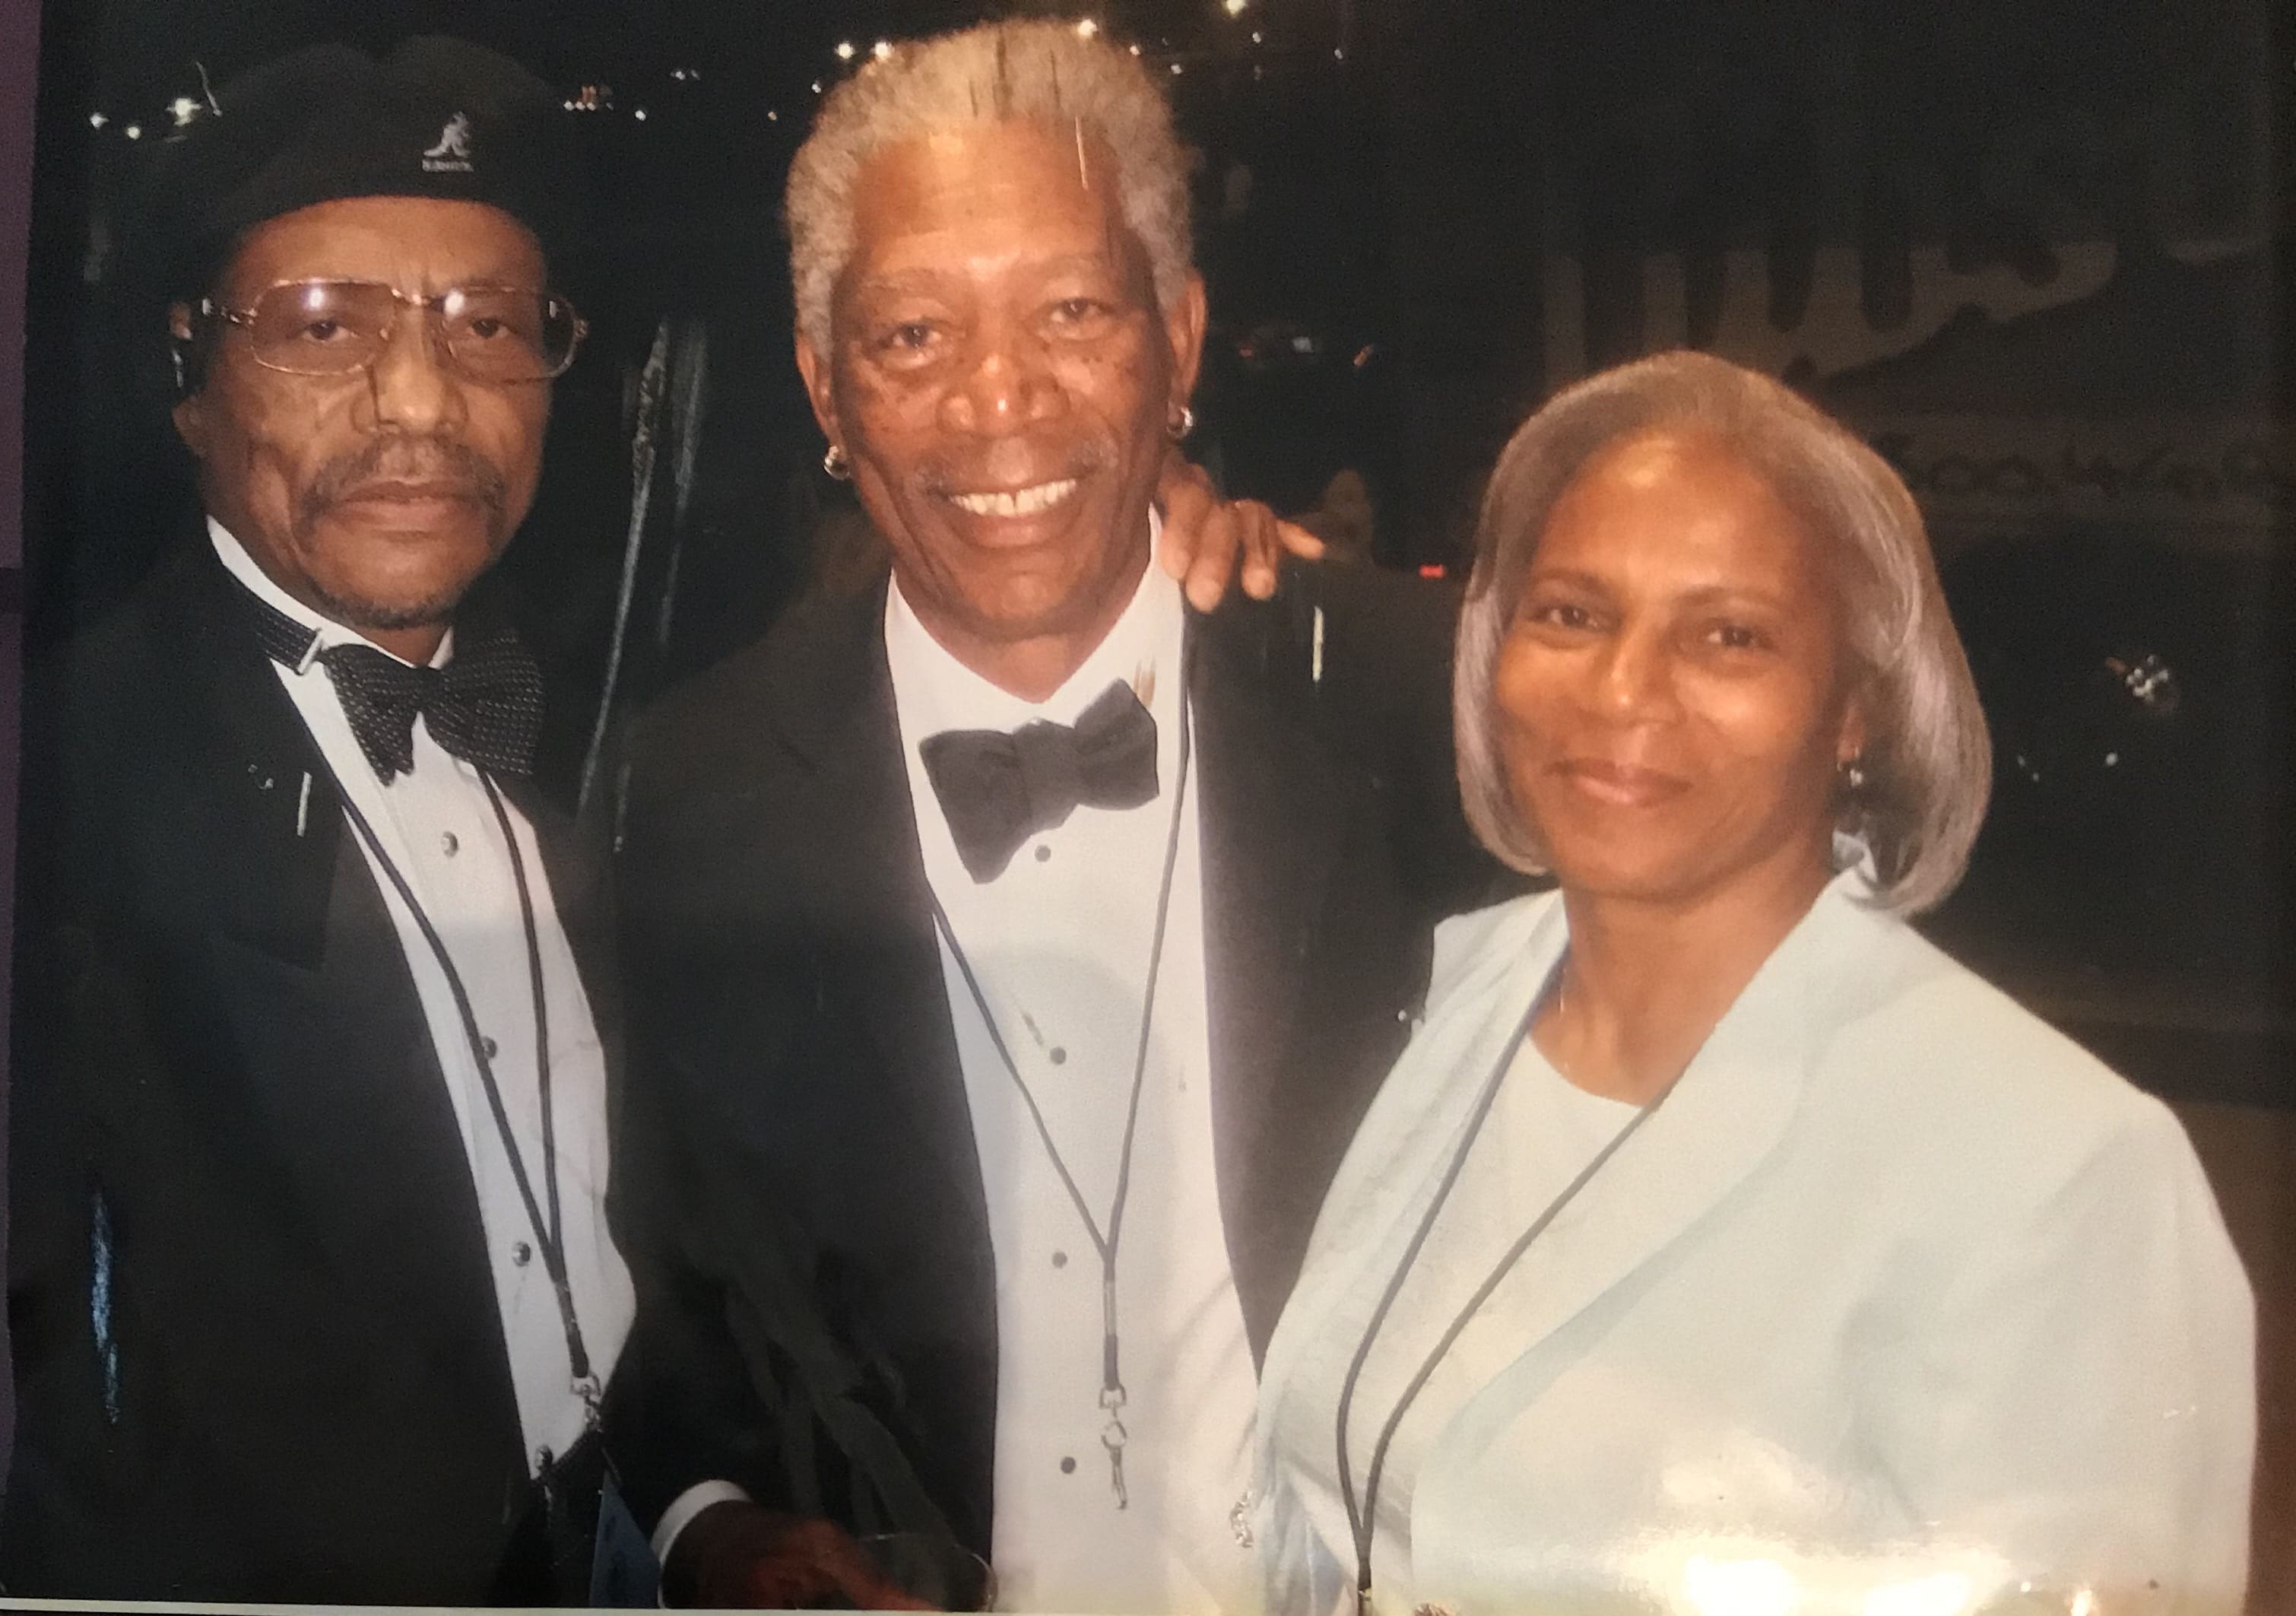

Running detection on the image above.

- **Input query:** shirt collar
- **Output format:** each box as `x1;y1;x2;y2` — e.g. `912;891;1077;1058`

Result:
208;516;454;670
883;511;1181;741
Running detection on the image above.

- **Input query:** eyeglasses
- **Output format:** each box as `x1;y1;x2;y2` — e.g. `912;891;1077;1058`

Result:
199;280;588;383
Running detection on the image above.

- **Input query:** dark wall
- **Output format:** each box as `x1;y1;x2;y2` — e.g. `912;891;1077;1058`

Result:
1353;0;2290;1109
2;0;41;1493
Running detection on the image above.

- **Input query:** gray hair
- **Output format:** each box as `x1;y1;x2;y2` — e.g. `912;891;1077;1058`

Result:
1454;351;1991;914
785;19;1194;355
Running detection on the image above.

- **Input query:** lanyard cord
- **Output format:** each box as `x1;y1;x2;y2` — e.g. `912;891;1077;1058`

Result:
333;774;598;1415
923;689;1193;1508
1334;953;1682;1613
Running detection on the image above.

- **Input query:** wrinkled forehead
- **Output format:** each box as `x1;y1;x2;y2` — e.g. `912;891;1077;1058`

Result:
212;195;547;301
840;118;1142;285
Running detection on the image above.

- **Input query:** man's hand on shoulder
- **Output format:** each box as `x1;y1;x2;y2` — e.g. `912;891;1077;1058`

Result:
1155;448;1324;611
664;1500;937;1610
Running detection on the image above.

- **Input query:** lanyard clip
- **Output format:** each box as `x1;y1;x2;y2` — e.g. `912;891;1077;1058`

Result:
572;1371;604;1428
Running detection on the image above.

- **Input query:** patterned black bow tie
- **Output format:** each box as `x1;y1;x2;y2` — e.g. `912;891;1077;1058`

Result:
920;680;1159;882
236;576;544;783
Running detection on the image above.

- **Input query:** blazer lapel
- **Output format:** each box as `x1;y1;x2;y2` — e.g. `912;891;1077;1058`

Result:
1188;593;1350;1354
754;584;992;1282
157;548;347;970
245;833;512;1341
1449;904;1830;1372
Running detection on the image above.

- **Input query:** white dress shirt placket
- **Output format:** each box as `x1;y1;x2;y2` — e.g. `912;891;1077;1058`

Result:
887;558;1263;1614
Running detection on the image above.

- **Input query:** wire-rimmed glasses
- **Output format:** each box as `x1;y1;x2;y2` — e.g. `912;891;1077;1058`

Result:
198;280;588;383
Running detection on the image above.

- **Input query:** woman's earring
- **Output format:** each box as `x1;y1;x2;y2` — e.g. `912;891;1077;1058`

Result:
822;444;851;481
1165;404;1195;443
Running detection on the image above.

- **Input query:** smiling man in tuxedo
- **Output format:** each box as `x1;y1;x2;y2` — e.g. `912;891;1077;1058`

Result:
609;21;1505;1611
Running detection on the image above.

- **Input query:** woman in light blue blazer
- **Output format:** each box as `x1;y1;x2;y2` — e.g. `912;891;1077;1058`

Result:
1255;352;2255;1616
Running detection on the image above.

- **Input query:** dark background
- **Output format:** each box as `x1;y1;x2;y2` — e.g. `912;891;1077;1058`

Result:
24;0;2289;1106
15;0;2294;1596
2;0;40;1510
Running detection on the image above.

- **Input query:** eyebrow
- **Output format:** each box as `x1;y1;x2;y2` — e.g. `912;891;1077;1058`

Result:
230;265;545;301
1525;568;1793;611
847;252;1125;301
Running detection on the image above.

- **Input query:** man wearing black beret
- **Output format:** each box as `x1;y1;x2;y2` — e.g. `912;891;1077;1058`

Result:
2;27;1296;1602
3;37;640;1604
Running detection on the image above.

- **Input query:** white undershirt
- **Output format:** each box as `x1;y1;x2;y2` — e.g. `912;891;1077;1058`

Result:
210;519;633;1478
1264;1033;1640;1614
883;551;1261;1614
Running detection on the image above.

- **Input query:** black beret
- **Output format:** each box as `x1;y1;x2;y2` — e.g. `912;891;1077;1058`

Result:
135;36;586;303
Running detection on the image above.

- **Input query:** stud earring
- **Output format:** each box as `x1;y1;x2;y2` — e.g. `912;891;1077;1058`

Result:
1838;756;1868;794
1165;405;1195;442
822;444;851;481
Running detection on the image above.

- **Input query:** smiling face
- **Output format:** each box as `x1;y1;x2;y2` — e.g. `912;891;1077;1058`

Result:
1494;430;1867;910
171;195;551;649
796;118;1205;692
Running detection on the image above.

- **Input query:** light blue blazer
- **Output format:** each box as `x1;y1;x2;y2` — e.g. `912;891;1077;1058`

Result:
1256;868;2255;1616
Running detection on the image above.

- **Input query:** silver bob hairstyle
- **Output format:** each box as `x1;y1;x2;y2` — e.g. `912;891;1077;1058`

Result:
1454;350;1992;915
784;19;1195;357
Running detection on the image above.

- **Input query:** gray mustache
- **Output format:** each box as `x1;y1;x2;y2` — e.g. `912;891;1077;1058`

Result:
301;440;509;522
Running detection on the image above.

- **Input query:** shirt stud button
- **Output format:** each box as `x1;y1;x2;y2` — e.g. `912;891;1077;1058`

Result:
440;830;460;856
512;1241;533;1266
1048;1046;1068;1066
1051;1250;1068;1268
1060;1456;1077;1475
1034;844;1051;863
480;1035;499;1059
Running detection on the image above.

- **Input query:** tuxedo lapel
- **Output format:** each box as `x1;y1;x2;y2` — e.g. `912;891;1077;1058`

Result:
1448;913;1816;1376
154;548;347;970
1188;592;1351;1355
753;585;992;1297
231;832;512;1353
139;547;515;1405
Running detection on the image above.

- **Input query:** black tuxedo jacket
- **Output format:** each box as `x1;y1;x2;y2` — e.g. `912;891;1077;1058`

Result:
607;564;1505;1558
2;542;622;1605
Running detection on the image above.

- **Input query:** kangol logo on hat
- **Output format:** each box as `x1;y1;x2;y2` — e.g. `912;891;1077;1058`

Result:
421;112;474;173
139;38;588;316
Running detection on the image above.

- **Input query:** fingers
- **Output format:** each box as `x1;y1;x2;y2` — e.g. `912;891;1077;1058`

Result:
1226;500;1332;602
678;1506;928;1611
1153;446;1327;609
1182;503;1245;611
766;1519;945;1612
1153;450;1223;579
849;1570;940;1611
1278;519;1327;562
813;1538;940;1611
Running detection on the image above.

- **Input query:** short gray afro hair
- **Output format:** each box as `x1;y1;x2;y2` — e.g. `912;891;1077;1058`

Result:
1455;351;1993;915
785;18;1195;354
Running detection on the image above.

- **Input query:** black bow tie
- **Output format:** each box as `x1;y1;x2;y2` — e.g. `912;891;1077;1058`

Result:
921;680;1159;882
235;576;544;783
